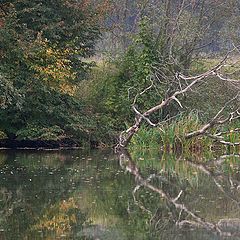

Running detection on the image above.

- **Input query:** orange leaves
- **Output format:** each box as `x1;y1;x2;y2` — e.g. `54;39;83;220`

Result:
59;83;77;96
32;198;81;236
27;39;77;95
0;19;4;28
79;0;113;25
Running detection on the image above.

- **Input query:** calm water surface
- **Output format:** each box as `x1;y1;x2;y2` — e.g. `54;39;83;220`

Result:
0;149;240;239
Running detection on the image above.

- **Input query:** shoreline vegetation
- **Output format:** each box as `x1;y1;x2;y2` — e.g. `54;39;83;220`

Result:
0;139;83;150
0;1;239;151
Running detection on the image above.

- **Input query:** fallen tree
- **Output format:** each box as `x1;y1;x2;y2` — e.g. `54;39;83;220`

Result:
116;50;240;150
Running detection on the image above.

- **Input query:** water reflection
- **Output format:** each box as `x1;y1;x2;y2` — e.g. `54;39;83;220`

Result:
119;150;240;239
0;149;239;239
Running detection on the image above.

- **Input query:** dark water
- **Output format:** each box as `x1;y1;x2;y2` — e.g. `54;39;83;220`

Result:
0;149;240;239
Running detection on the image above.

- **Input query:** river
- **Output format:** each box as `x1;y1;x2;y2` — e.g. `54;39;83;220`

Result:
0;149;239;239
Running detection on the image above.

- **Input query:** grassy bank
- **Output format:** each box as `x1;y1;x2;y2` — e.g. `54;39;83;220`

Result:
129;113;240;153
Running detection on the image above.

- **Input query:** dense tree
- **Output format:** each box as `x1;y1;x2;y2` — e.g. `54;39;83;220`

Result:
0;0;103;141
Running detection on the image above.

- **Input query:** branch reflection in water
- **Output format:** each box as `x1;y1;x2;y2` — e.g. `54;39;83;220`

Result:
118;149;240;237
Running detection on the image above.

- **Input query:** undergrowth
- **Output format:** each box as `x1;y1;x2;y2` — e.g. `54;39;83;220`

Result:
129;113;240;153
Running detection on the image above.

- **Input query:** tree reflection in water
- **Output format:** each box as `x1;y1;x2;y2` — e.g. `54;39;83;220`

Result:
0;150;240;239
119;149;240;238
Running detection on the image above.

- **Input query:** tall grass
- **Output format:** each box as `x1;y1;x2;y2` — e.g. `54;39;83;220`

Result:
129;126;162;150
221;121;240;154
130;113;239;153
159;113;205;151
130;113;209;152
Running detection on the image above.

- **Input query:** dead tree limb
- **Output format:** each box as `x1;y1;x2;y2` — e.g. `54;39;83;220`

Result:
185;95;240;140
116;51;239;150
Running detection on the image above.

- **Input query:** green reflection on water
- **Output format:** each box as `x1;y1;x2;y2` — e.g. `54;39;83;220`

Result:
0;149;239;239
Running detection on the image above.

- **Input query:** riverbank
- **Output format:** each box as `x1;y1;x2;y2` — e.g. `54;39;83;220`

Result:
0;139;84;150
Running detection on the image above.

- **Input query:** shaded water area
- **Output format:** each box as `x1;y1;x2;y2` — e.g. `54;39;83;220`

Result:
0;149;240;239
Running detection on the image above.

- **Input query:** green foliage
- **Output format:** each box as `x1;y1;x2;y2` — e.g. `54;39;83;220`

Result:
16;125;65;141
81;18;165;140
129;113;212;151
0;2;238;147
0;74;23;109
0;131;7;140
129;126;161;150
79;17;208;145
117;17;164;113
0;81;92;139
0;0;101;143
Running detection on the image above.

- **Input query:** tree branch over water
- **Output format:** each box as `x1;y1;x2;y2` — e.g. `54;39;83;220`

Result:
116;50;240;150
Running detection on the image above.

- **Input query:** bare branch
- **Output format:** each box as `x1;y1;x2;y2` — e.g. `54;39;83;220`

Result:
186;95;240;140
116;50;240;150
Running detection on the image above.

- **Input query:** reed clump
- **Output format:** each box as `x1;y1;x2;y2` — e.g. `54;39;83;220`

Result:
130;113;240;153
